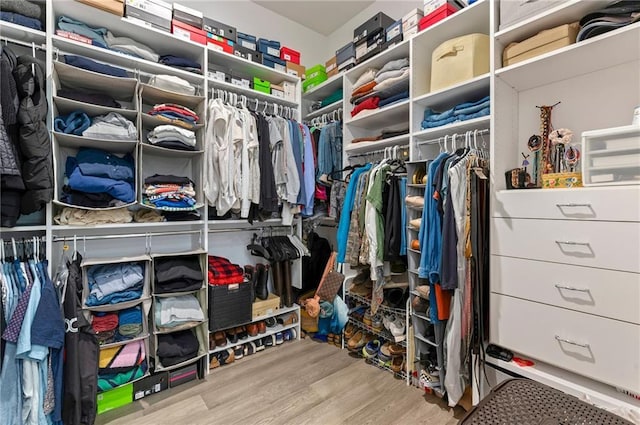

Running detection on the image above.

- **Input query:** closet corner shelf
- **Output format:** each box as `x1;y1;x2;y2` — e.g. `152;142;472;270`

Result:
0;225;46;232
412;312;431;323
141;143;204;157
345;39;411;81
208;322;299;356
208;217;288;231
345;134;410;155
207;45;299;84
208;77;298;107
346;99;410;128
413;73;490;109
53;132;138;152
413;115;490;141
302;73;343;101
0;21;46;45
495;23;640;92
494;0;611;46
304;100;343;121
51;35;205;85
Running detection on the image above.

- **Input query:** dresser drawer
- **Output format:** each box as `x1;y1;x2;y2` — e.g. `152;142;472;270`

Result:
491;218;640;273
490;294;640;393
491;255;640;324
493;187;640;221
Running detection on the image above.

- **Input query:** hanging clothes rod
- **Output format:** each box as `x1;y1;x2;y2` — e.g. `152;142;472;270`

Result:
416;128;490;146
348;144;410;160
0;36;46;51
51;229;203;242
210;87;296;119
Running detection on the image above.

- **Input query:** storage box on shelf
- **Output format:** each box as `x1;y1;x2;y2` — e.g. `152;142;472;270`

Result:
581;125;640;187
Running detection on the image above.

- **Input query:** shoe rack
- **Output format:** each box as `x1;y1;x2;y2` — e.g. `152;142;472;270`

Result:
405;160;446;398
208;306;301;369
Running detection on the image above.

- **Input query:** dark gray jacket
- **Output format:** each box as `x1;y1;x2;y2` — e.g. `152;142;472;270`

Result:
13;55;53;214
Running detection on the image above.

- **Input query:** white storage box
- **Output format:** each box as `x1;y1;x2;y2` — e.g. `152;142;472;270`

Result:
499;0;568;31
430;33;489;92
582;124;640;186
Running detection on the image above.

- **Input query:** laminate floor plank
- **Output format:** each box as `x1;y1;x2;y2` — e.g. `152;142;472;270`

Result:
97;338;463;425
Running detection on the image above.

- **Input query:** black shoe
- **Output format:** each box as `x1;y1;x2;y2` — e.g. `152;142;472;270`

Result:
264;335;275;347
265;317;277;328
255;263;269;301
255;339;265;352
227;328;238;344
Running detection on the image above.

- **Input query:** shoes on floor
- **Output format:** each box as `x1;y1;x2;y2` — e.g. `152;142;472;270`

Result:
344;323;356;340
378;342;393;365
275;332;284;345
390;355;404;373
255;339;265;352
419;368;441;389
244;342;256;356
264;335;275;347
363;339;381;359
234;345;244;360
389;344;406;356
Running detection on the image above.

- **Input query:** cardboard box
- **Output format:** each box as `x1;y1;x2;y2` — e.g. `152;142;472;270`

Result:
203;17;236;42
325;56;337;74
169;362;199;388
133;372;169;401
97;383;133;415
77;0;124;16
234;45;262;63
207;34;234;54
125;0;172;31
252;293;281;318
280;47;300;65
173;3;203;29
503;22;579;66
353;12;395;44
172;19;206;44
283;81;296;101
286;61;306;79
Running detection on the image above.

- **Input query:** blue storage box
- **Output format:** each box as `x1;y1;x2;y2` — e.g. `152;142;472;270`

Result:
262;53;286;72
257;38;281;57
238;31;257;51
386;19;403;42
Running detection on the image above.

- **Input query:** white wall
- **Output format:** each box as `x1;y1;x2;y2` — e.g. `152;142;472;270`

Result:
323;0;423;61
179;0;326;65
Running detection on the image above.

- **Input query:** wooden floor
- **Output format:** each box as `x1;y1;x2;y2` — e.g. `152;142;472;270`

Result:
97;338;465;425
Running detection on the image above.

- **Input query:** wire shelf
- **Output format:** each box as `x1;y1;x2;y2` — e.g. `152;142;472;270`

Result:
346;291;407;316
348;318;407;347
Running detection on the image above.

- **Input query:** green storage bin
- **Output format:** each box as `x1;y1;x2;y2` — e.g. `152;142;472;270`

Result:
306;64;326;76
303;73;328;92
97;383;133;415
253;77;271;94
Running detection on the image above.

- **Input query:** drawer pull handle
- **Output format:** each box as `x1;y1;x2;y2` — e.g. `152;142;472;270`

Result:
556;203;592;208
555;240;590;246
555;335;590;348
554;284;590;292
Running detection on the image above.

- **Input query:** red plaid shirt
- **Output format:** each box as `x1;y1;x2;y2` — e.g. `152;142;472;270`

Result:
207;256;245;285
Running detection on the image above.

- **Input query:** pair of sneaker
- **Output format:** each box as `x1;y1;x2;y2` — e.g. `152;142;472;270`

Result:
382;314;406;342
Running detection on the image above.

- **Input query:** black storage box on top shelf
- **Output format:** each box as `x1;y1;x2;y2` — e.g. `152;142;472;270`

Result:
234;45;262;63
203;17;237;42
208;281;253;331
357;43;385;64
336;41;356;70
385;33;404;50
173;3;203;29
353;12;395;44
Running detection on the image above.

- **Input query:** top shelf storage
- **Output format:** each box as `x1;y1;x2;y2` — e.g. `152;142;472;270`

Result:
494;0;611;46
345;39;411;83
207;46;298;84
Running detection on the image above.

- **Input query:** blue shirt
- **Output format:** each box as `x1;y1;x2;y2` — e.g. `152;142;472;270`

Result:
337;164;372;263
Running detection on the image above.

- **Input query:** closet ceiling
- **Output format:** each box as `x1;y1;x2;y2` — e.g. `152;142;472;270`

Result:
252;0;375;35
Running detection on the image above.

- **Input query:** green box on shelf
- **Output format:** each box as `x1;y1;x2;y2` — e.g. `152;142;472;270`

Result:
306;63;326;76
97;383;133;415
253;77;271;94
303;73;328;92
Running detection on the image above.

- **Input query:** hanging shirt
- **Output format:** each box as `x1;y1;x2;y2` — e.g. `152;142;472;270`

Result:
336;164;372;263
301;124;315;216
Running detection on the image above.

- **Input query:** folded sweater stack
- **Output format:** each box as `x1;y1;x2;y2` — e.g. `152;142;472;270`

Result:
207;256;244;286
55;111;137;141
154;255;204;293
350;58;410;118
0;0;43;30
147;125;196;151
143;174;197;211
85;262;145;307
154;295;204;331
149;103;199;129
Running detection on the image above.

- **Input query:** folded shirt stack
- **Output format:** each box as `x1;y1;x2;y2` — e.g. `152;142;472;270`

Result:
118;306;144;340
149;103;199;129
578;2;640;41
422;95;490;129
148;74;195;95
350;126;410;143
350;68;378;117
98;339;147;392
57;88;123;109
147;125;196;151
85;262;145;307
350;58;410;118
157;329;199;367
56;111;137;141
92;312;119;345
154;255;204;294
207;256;244;286
63;147;136;208
1;0;43;30
158;55;202;75
154;295;204;332
143;174;197;211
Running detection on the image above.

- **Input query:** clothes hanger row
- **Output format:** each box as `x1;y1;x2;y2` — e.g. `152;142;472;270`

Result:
416;129;489;158
210;88;296;118
308;107;342;128
347;144;409;163
0;236;46;262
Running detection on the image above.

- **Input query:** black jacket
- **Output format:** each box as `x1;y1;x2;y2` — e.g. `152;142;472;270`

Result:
13;55;53;215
